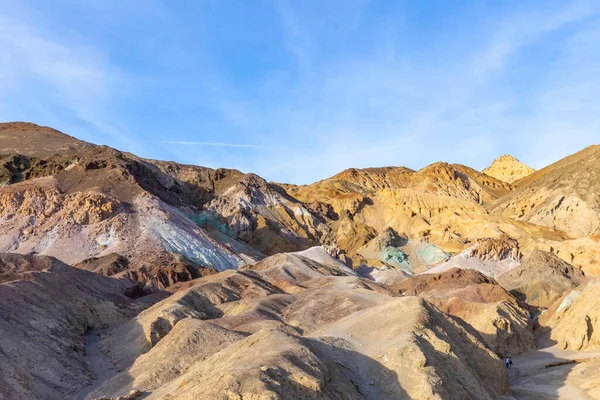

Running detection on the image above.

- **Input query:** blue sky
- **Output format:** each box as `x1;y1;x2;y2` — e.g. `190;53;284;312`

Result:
1;0;599;184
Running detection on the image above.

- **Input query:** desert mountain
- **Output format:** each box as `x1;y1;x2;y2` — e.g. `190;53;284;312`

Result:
0;123;329;290
492;145;600;273
3;122;597;279
493;145;600;238
0;122;93;158
482;154;535;184
1;122;600;399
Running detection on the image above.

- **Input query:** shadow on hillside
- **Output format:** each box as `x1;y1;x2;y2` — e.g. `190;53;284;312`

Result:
424;304;578;399
72;318;145;400
509;326;578;400
78;321;410;399
301;337;409;399
71;274;582;400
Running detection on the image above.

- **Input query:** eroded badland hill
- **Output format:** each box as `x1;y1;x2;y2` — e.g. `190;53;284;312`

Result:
1;122;599;399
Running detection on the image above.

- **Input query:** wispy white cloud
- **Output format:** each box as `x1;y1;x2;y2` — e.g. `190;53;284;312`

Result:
2;1;599;184
472;0;600;79
163;141;261;148
223;0;600;183
0;3;140;152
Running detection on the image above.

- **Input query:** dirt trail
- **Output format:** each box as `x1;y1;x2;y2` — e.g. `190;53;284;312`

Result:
72;329;119;400
510;339;600;399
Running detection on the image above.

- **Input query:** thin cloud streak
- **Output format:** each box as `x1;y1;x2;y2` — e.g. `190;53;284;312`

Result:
0;3;144;154
2;1;600;184
163;141;262;148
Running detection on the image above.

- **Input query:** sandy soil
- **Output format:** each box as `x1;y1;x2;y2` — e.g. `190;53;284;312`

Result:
74;330;119;400
510;336;600;399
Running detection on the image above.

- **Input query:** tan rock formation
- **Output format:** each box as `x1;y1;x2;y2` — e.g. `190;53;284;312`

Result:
538;279;600;350
482;154;535;184
493;145;600;239
467;235;522;261
424;236;522;277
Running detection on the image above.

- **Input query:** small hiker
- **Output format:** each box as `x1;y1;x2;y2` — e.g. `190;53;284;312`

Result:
509;357;513;369
505;356;510;369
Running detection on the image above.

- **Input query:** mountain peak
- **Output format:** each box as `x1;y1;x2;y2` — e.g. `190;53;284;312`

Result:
482;154;534;184
0;121;93;158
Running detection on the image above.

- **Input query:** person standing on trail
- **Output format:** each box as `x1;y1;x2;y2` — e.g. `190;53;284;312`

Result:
509;357;513;369
505;356;510;369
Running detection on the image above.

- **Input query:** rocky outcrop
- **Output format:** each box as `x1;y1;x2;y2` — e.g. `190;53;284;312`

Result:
76;253;219;292
424;236;521;277
356;227;449;274
409;162;485;204
482;154;535;184
394;267;495;295
0;127;260;286
76;253;131;276
467;235;522;262
451;163;513;201
0;185;120;225
0;253;66;283
497;250;587;308
0;178;253;286
205;174;330;255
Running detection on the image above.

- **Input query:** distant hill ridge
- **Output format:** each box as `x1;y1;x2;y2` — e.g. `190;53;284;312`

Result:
0;121;599;277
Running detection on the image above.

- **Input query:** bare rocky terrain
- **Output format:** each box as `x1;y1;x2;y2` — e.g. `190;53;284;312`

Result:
482;154;535;184
393;268;536;357
0;122;599;399
498;250;587;308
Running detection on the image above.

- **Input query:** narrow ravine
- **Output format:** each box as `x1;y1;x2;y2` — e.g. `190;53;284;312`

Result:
73;329;118;400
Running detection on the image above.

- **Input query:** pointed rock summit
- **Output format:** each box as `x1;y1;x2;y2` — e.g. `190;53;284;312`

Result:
482;154;535;184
